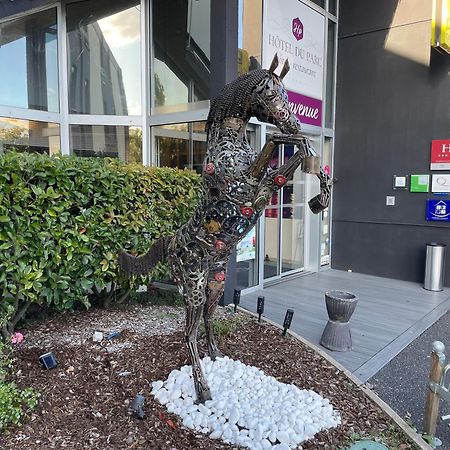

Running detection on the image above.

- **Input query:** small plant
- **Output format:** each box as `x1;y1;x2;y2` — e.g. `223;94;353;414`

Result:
199;316;243;340
0;331;39;433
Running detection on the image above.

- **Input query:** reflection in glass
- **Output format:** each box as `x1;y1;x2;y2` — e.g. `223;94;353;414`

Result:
154;122;206;172
264;208;280;279
0;117;60;155
325;20;336;128
238;0;263;75
281;206;304;273
0;8;58;112
237;225;259;289
66;1;141;115
152;0;210;108
69;125;142;162
321;138;333;266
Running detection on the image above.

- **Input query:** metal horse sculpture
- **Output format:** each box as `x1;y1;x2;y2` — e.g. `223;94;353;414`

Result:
119;55;331;404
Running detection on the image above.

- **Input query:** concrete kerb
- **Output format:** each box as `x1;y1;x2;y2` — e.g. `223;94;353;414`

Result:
237;306;433;450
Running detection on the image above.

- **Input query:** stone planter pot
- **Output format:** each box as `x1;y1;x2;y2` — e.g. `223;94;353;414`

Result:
320;290;358;352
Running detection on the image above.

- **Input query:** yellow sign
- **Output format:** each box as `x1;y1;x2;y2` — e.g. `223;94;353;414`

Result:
432;0;450;54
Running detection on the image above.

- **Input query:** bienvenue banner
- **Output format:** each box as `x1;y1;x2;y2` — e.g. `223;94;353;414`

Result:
262;0;325;125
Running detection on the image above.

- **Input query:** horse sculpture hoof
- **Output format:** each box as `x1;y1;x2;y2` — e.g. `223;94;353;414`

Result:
196;389;212;404
308;194;327;214
209;349;223;361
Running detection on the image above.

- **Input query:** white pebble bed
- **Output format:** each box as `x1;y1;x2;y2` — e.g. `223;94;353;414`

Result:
151;356;340;449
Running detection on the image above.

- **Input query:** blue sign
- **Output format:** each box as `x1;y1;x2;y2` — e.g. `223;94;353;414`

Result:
426;199;450;221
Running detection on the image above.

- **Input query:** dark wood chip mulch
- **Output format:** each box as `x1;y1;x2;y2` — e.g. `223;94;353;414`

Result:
1;311;421;450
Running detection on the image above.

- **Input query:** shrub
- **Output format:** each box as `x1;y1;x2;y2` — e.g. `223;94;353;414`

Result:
0;152;201;335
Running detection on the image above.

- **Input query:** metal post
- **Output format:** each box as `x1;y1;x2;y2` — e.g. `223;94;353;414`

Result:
424;341;445;436
257;296;265;323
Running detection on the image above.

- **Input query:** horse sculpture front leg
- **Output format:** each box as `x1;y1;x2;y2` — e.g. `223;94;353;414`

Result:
251;133;331;213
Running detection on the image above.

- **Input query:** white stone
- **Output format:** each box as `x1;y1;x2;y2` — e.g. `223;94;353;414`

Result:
150;356;340;449
92;331;103;342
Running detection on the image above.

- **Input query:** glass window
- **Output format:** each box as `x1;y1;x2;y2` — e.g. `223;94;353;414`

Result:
320;137;333;266
152;0;210;108
325;20;336;129
0;117;60;155
69;125;142;162
309;0;325;8
66;0;141;115
153;122;207;172
328;0;337;16
0;8;58;112
238;0;263;75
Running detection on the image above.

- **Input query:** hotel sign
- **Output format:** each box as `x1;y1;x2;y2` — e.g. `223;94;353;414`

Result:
432;0;450;55
430;139;450;170
262;0;325;127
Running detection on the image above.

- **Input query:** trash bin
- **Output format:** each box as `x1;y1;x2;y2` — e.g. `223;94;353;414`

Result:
424;243;446;291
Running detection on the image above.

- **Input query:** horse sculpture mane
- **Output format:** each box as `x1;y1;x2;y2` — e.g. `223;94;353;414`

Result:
206;69;270;135
119;55;331;404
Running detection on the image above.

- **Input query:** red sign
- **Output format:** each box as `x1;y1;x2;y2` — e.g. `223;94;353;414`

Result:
431;140;450;170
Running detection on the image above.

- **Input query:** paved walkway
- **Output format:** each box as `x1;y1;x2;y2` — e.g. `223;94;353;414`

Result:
240;269;450;382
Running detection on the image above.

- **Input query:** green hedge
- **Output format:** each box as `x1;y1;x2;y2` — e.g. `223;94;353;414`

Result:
0;152;201;336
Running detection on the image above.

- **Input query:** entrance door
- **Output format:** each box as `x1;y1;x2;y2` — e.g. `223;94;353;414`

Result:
263;135;319;282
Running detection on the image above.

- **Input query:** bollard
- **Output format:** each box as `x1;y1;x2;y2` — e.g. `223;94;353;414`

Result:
233;289;241;313
424;341;445;437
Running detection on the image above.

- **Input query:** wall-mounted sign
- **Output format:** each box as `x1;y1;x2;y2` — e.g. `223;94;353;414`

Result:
410;174;430;192
432;0;450;55
262;0;325;126
430;139;450;170
426;199;450;221
393;175;408;190
432;174;450;192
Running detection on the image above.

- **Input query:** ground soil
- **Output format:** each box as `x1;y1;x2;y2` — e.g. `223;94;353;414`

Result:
1;302;423;450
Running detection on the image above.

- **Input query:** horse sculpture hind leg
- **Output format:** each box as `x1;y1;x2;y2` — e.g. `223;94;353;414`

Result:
203;269;225;360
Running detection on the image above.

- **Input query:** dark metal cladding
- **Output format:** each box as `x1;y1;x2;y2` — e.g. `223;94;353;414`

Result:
119;54;332;403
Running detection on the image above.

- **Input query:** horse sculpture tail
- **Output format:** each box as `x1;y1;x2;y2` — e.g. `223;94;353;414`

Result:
118;236;172;276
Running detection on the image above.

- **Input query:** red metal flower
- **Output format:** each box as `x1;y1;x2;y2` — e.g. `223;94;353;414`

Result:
215;240;226;250
204;163;215;175
240;206;254;217
214;271;226;282
274;174;287;186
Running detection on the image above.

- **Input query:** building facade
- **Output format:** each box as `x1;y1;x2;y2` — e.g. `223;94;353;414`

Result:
333;0;450;286
0;0;338;294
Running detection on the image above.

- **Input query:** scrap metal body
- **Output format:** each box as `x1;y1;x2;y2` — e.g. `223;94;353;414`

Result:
120;58;331;403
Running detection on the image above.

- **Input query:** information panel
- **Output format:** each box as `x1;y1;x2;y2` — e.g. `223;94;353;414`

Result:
426;199;450;221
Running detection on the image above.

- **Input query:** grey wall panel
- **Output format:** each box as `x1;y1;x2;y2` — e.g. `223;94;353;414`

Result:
332;220;450;285
333;0;450;285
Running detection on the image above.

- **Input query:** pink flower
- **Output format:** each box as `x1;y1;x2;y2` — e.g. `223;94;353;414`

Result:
11;332;24;344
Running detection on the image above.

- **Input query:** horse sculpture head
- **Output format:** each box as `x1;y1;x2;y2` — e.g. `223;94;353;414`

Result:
205;54;301;138
250;54;301;135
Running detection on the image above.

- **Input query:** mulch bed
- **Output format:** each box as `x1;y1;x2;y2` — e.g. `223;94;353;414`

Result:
1;305;421;450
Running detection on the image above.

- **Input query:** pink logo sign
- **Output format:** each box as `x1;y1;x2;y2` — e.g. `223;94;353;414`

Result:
292;18;304;41
324;165;331;176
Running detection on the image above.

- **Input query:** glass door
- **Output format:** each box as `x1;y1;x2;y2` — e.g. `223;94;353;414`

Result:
262;134;321;282
236;125;260;289
280;144;305;275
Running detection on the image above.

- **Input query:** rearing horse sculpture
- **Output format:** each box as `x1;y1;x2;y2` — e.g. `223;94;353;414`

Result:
119;55;331;404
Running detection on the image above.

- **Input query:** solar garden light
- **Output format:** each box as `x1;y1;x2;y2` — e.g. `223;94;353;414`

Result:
233;289;241;313
130;394;145;420
282;309;294;336
39;352;58;370
257;296;265;323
